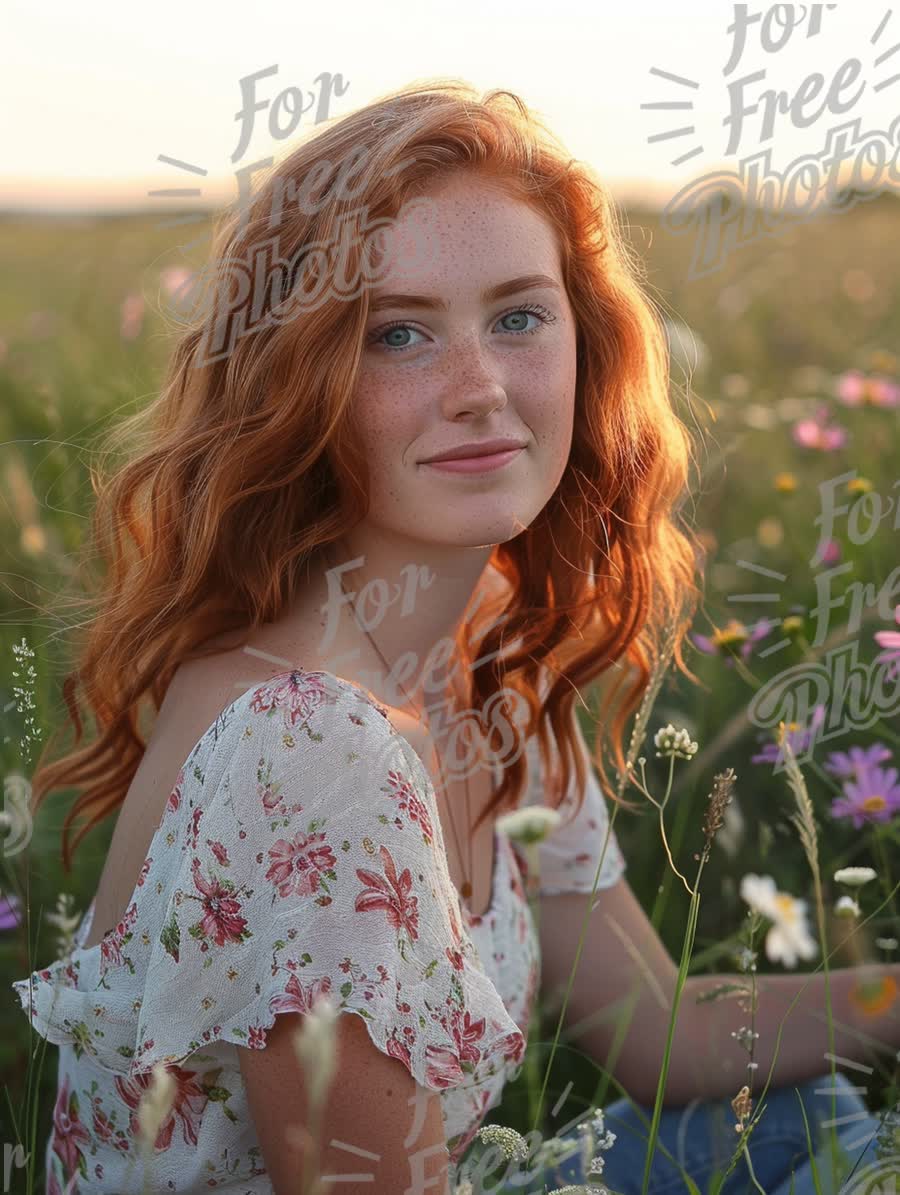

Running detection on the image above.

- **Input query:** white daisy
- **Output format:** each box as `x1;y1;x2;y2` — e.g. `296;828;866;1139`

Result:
739;874;818;968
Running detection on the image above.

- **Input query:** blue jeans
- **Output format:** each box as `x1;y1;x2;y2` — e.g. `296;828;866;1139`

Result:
491;1070;892;1194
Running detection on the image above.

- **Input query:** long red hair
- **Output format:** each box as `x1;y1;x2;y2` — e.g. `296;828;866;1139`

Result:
31;78;707;873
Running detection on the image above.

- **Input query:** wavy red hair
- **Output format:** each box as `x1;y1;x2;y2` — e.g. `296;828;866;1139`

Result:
30;78;707;873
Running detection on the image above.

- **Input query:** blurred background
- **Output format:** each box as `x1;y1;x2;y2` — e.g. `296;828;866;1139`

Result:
2;0;899;1182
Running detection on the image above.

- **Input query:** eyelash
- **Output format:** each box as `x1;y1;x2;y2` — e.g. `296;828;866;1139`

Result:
366;302;558;354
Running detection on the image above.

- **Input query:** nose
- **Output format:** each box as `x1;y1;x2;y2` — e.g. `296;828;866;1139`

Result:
439;340;508;420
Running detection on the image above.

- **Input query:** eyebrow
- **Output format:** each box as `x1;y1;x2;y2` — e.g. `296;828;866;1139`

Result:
367;273;563;314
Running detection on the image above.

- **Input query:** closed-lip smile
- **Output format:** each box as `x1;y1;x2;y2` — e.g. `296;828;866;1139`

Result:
420;437;527;463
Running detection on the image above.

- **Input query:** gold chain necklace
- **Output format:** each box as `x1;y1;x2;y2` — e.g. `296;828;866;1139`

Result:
327;551;477;907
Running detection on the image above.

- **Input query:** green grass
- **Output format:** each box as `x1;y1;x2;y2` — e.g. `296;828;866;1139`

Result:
1;193;898;1192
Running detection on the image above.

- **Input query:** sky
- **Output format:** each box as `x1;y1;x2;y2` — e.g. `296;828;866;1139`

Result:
2;0;895;213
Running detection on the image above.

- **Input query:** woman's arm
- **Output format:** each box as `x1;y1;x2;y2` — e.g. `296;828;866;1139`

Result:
678;960;900;1103
240;1010;452;1194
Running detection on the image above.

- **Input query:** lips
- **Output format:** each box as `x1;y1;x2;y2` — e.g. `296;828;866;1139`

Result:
421;439;527;464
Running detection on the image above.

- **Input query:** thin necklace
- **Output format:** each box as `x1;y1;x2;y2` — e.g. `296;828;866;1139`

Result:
327;550;477;908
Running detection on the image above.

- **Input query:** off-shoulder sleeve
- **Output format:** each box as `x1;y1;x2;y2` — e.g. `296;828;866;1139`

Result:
131;671;526;1093
520;711;627;896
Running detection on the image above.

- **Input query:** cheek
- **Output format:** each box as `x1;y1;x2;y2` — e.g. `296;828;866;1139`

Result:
353;383;417;450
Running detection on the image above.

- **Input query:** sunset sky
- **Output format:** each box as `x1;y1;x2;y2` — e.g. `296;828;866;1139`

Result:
3;0;894;212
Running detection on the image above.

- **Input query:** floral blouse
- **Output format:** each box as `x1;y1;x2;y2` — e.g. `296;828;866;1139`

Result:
12;668;626;1194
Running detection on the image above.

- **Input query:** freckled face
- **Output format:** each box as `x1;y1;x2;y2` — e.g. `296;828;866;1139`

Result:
350;172;578;548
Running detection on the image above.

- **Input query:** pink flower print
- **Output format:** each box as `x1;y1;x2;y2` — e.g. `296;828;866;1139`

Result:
259;777;283;815
265;831;337;900
115;1063;209;1149
269;972;334;1016
207;839;229;866
189;807;203;850
91;1099;115;1144
48;1166;80;1195
423;1043;465;1089
137;856;152;887
447;1006;487;1066
51;1076;91;1182
445;944;465;972
498;1028;526;1066
167;771;184;815
248;1024;267;1049
189;858;250;946
249;669;337;729
386;770;435;842
354;845;420;942
100;901;139;971
385;1030;413;1071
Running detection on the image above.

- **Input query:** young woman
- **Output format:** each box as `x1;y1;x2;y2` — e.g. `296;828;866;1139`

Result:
13;81;897;1194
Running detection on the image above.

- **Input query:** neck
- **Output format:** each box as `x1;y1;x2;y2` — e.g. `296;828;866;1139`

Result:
312;528;495;717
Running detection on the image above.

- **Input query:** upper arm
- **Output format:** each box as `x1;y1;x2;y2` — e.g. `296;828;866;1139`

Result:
131;671;523;1183
240;1009;450;1194
536;875;680;1104
532;706;680;1104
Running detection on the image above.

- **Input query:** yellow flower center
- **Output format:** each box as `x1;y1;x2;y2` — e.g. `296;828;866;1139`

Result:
774;894;798;921
713;620;748;649
861;795;886;812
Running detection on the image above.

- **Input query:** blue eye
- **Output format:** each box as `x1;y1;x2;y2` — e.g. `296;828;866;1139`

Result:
366;302;557;354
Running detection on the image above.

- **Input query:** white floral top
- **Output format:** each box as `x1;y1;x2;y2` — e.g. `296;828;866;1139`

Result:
12;668;625;1194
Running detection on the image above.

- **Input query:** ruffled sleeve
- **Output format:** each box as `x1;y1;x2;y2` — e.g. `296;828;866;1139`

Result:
519;712;627;896
129;670;526;1093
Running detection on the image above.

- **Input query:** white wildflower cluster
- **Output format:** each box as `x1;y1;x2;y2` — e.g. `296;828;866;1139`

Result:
542;1106;617;1195
735;946;758;974
44;892;83;960
874;1099;900;1161
496;807;562;846
730;1025;759;1052
833;867;877;888
653;724;698;761
876;937;898;951
9;637;39;763
834;895;861;918
547;1187;608;1195
473;1124;530;1161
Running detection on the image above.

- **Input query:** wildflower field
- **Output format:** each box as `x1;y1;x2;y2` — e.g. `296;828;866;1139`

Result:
1;191;899;1192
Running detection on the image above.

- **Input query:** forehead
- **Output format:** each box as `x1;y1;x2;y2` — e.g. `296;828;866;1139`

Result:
371;174;564;294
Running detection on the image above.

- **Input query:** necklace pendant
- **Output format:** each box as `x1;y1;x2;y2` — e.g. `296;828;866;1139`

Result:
460;879;472;900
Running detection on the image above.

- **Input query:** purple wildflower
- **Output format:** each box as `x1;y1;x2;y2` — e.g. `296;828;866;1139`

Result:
0;890;21;931
692;618;774;667
831;765;900;829
824;743;893;783
751;705;827;767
